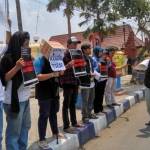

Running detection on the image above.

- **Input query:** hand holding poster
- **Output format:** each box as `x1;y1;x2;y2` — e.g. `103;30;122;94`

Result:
21;47;38;87
69;49;86;77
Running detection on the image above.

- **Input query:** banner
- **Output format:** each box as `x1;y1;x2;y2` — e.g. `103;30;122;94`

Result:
99;61;108;77
69;49;86;77
21;47;38;87
49;48;65;71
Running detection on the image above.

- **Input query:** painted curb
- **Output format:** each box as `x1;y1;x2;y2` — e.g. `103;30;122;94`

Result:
48;134;79;150
31;88;146;150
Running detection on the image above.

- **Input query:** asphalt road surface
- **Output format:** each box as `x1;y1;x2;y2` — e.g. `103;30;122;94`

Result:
84;101;150;150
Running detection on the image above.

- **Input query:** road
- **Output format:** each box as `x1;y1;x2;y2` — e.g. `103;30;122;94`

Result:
84;101;150;150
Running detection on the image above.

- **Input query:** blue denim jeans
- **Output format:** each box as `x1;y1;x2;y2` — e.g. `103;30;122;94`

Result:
0;102;3;150
4;101;31;150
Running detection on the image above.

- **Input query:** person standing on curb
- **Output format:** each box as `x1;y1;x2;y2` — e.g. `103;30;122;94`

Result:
0;77;4;150
0;46;6;150
34;40;64;149
104;51;119;107
92;46;108;114
0;31;31;150
60;36;83;133
143;52;150;126
79;43;97;123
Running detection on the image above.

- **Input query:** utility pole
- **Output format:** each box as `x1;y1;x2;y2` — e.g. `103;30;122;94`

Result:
5;0;11;43
15;0;23;31
6;0;11;32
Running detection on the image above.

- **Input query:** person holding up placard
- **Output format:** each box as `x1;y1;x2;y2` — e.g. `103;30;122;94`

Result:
92;46;108;114
0;77;4;150
0;47;6;150
0;31;31;150
60;36;83;133
34;40;64;149
79;43;97;123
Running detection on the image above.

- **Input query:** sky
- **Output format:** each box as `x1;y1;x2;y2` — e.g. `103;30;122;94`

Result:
0;0;139;43
0;0;87;42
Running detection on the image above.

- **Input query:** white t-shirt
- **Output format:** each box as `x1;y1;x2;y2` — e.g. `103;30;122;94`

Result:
0;79;4;102
0;44;7;57
4;81;31;104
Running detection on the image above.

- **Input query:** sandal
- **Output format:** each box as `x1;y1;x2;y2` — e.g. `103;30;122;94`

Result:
53;133;66;139
73;123;84;128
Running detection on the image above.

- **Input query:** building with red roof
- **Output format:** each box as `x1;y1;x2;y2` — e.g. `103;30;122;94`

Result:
50;25;144;58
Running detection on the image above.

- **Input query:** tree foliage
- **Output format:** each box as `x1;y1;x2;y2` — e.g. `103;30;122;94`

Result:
47;0;78;16
78;0;120;37
47;0;150;40
47;0;80;37
114;0;150;39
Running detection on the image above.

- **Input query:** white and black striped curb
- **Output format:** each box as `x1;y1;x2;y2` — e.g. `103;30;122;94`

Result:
31;88;146;150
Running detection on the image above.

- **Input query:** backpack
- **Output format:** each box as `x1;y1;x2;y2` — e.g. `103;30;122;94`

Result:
144;60;150;88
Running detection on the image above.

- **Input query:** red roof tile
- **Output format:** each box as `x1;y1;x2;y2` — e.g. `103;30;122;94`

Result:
49;25;144;49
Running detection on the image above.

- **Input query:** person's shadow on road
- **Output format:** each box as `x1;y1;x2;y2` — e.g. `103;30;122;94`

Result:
137;126;150;138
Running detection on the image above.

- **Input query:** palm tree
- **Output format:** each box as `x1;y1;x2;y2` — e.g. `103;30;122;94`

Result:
47;0;78;38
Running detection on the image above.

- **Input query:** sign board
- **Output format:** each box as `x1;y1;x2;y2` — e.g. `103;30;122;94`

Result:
40;39;65;72
21;47;38;87
99;61;108;77
69;49;86;77
49;48;65;71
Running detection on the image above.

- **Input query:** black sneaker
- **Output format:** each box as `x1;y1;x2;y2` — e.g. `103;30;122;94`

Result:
112;103;121;106
82;118;89;123
63;127;76;134
89;114;98;119
145;121;150;126
107;104;113;108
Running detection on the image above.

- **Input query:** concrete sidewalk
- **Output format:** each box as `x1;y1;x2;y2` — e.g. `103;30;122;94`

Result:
2;75;146;150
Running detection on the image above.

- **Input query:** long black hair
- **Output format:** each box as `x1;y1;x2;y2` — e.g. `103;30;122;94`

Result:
6;31;30;63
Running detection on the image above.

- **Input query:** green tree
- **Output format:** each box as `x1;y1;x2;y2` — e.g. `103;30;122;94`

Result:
47;0;79;38
78;0;120;39
113;0;150;39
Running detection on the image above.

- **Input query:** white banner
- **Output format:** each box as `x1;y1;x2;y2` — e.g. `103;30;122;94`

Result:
49;48;65;71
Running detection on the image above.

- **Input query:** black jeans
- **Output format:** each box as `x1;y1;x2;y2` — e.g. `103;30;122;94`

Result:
94;80;107;113
38;99;59;141
62;86;78;129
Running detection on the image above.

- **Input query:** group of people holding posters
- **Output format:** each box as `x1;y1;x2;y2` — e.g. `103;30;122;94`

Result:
0;31;119;149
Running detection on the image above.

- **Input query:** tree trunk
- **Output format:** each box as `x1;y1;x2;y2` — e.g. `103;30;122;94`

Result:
15;0;23;31
67;14;71;38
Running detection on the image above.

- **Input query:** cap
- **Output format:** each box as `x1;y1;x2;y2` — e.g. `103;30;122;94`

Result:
93;46;104;53
67;36;81;44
